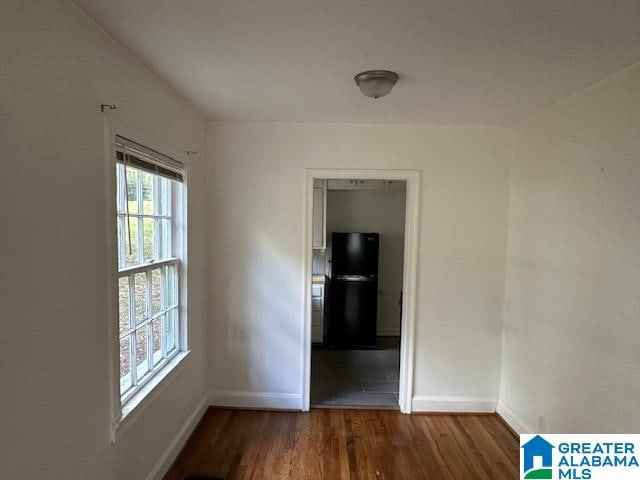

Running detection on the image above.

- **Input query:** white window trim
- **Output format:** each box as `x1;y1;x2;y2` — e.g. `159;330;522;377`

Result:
103;116;190;443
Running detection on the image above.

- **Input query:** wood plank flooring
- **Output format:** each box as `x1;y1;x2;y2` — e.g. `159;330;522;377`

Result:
164;408;519;480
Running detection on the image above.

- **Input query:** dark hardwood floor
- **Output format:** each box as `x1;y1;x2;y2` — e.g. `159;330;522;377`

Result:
164;408;519;480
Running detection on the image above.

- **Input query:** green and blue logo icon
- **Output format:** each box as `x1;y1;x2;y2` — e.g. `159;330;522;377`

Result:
520;433;640;479
521;435;554;479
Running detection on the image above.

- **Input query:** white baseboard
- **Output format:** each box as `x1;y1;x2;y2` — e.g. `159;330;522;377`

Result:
496;400;532;434
411;395;497;413
145;396;209;480
208;390;303;410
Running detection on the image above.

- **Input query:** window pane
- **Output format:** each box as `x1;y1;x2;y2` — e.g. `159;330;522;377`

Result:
151;268;163;316
142;171;154;214
135;325;149;380
124;217;139;267
152;317;163;366
164;265;177;308
117;216;125;269
165;308;178;354
159;177;171;216
159;219;171;259
118;277;130;335
116;163;125;214
143;217;155;262
125;167;138;214
134;273;147;324
120;336;132;393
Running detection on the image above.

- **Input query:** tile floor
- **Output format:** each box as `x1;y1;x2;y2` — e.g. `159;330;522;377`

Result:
310;337;400;408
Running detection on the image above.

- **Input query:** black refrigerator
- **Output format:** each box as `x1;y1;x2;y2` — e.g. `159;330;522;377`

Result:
328;232;379;348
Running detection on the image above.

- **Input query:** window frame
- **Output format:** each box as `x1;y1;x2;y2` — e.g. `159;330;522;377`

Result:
116;163;182;405
104;118;190;443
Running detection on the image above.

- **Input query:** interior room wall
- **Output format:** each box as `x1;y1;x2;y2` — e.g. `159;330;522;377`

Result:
326;188;407;336
499;63;640;434
207;122;511;411
0;1;208;479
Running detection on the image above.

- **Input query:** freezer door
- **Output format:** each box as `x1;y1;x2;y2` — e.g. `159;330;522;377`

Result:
331;232;379;276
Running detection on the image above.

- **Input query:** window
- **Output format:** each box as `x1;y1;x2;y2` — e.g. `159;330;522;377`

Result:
115;136;186;407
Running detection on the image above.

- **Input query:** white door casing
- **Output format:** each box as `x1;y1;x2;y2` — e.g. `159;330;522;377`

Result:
301;168;420;413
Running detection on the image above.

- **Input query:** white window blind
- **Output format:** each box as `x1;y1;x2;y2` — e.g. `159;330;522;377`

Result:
115;135;184;183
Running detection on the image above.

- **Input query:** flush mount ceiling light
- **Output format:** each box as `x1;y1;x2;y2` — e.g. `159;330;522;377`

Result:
354;70;399;98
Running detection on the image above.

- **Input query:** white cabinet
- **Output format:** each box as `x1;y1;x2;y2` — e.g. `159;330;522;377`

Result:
312;179;326;249
311;282;324;343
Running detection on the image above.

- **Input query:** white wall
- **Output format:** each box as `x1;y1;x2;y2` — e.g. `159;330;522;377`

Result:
3;2;637;476
499;63;640;433
0;1;207;479
326;188;406;336
207;122;511;410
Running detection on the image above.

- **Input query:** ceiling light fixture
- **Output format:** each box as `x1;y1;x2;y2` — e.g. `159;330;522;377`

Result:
354;70;399;99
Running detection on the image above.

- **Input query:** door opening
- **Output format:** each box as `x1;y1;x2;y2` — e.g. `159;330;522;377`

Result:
305;174;415;410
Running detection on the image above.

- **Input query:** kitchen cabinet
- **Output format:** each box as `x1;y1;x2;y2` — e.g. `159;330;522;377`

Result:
311;281;325;343
312;179;326;249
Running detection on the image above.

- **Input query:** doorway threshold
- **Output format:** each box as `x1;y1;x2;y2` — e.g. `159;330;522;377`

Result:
311;404;399;411
310;337;400;410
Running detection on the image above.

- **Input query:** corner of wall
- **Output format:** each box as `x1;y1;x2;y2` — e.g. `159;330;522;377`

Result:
496;124;517;412
145;397;210;480
496;400;533;435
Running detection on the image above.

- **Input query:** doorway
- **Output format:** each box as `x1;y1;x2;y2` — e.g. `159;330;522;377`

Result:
302;170;420;413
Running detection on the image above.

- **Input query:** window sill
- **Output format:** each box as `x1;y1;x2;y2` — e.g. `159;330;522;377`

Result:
110;350;191;443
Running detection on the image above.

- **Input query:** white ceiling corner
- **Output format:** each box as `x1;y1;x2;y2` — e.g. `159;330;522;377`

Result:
74;0;640;125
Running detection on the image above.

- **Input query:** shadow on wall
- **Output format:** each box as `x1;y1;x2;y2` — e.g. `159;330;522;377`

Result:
210;228;302;395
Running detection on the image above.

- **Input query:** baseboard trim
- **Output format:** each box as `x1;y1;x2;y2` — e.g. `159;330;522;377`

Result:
411;395;497;413
208;390;303;410
496;411;519;439
496;400;532;435
145;396;209;480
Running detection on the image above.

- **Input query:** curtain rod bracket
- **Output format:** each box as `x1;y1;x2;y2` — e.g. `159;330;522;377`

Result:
100;104;117;113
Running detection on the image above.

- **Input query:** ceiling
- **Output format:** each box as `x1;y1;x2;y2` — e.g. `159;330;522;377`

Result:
75;0;640;125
